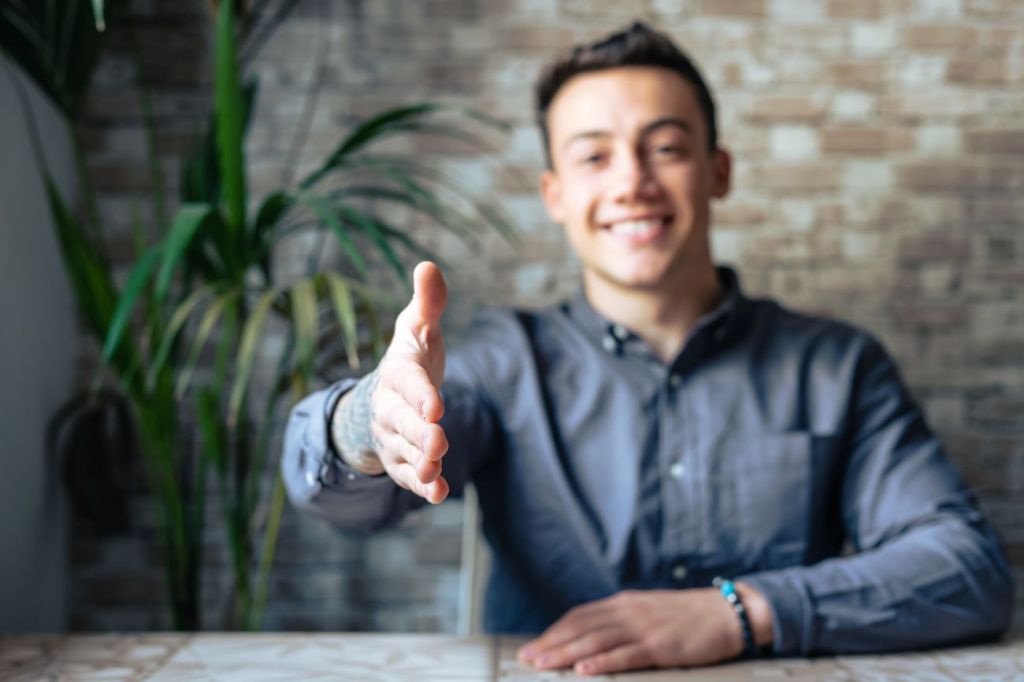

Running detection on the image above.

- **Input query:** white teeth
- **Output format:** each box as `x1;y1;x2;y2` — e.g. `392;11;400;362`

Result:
608;219;662;236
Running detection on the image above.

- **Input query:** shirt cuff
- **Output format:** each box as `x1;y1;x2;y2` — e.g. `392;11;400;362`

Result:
738;570;816;656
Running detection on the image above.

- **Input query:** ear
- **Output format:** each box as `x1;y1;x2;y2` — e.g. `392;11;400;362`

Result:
539;169;565;224
711;148;731;199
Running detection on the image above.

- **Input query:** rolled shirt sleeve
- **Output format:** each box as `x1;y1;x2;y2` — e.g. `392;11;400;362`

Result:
740;337;1014;655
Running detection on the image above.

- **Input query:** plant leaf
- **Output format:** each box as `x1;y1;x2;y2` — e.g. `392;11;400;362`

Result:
156;203;212;301
214;0;247;237
195;386;227;476
228;288;278;424
250;190;292;279
289;278;318;377
176;288;241;398
324;273;359;370
298;103;440;190
330;200;406;282
295;193;367;275
146;284;216;389
102;244;163;362
90;0;105;31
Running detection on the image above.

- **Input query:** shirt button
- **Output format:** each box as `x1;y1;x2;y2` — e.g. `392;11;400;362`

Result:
305;469;319;487
669;373;682;389
611;323;628;340
669;461;687;479
602;335;617;353
672;564;688;581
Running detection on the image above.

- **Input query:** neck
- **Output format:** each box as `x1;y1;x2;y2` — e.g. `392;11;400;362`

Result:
584;261;724;363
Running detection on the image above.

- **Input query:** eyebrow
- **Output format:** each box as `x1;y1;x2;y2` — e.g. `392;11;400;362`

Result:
560;117;694;151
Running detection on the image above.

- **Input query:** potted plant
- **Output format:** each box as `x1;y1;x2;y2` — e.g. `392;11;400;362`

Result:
2;0;515;629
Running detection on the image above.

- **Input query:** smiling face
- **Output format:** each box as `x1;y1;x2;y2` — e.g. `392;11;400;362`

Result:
540;66;731;297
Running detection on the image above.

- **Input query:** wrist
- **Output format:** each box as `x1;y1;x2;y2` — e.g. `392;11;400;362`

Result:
330;378;386;476
734;581;774;649
713;577;774;659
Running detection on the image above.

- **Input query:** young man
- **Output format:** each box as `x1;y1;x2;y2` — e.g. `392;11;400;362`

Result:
282;22;1013;676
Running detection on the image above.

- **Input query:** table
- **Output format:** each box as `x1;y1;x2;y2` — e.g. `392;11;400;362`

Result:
2;633;1022;680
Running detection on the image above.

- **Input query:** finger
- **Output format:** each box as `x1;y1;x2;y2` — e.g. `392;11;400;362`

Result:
575;642;651;677
390;461;449;504
519;599;617;661
528;627;631;671
376;392;449;462
385;360;444;423
376;430;442;483
412;261;448;329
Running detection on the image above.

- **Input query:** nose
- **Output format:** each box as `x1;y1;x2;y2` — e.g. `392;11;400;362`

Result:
610;149;660;203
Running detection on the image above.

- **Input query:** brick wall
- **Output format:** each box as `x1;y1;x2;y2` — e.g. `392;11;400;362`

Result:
71;0;1024;632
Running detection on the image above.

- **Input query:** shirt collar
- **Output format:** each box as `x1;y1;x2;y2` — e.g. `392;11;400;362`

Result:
567;266;746;357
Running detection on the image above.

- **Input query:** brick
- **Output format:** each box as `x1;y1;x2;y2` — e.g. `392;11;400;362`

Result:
898;163;1022;192
714;201;768;227
750;163;841;193
831;92;875;120
829;60;886;89
967;394;1024;431
499;26;575;50
947;59;1010;84
878;90;985;119
653;0;693;14
770;126;820;160
965;197;1024;222
699;0;767;17
840;232;884;261
898;233;971;264
822;128;913;154
897;163;975;191
903;24;979;49
915;125;962;155
842;161;895;193
895;55;949;87
827;0;884;18
913;0;963;19
421;0;482;19
769;0;825;21
965;130;1024;156
891;301;969;330
745;96;827;123
850;23;896;56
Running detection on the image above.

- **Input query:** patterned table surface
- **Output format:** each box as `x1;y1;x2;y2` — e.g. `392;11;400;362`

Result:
2;633;1022;681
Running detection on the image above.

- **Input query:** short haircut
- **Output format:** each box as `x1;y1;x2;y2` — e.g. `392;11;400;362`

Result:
534;21;719;168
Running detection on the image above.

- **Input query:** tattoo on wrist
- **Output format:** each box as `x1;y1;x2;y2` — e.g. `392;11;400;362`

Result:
332;369;385;474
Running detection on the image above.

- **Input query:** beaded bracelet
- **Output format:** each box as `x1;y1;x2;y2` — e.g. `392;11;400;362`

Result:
712;577;759;659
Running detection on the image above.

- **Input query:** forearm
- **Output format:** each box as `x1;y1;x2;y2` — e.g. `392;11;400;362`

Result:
330;368;385;475
741;514;1014;656
281;380;420;530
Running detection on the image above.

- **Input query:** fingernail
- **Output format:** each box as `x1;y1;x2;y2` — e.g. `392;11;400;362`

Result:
518;646;535;660
535;655;552;668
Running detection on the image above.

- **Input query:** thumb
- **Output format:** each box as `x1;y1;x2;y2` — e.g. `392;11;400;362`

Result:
411;261;448;325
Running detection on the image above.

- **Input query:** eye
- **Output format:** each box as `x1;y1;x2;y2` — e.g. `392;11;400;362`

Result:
580;152;606;166
652;144;686;158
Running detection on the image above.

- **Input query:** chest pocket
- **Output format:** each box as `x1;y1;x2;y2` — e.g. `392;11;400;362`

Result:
709;431;814;570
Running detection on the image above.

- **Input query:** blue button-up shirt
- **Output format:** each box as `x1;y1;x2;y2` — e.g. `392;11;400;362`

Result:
282;268;1013;655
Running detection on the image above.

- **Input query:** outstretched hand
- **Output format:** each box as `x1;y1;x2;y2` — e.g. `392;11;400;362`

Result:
335;261;451;503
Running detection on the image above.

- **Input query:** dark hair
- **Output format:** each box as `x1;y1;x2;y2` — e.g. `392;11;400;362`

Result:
534;21;718;168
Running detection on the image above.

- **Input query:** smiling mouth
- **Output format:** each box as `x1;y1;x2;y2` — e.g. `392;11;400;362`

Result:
602;216;672;243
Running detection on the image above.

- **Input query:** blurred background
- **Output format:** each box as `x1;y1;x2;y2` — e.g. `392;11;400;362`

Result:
1;0;1022;635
